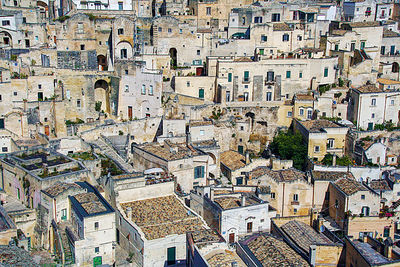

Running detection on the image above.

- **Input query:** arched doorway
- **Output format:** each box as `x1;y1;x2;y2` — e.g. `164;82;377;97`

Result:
207;152;217;165
0;31;12;47
169;48;177;69
97;55;107;71
37;1;48;19
94;80;110;114
392;62;399;73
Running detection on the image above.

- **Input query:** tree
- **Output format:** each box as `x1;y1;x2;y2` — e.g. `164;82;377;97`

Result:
270;130;307;170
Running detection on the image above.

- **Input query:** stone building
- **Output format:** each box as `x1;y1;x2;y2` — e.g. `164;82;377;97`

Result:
190;186;276;244
247;167;314;217
349;83;400;130
0;147;89;209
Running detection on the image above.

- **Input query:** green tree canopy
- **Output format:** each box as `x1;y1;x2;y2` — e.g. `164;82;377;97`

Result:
270;130;307;170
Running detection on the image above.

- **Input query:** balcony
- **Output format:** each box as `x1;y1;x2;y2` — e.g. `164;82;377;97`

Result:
291;201;300;205
326;147;343;154
265;80;275;86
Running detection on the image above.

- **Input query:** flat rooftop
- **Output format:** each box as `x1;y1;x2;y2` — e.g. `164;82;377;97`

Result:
121;195;204;240
69;182;114;219
213;195;261;210
205;251;246;267
241;233;308;266
190;229;224;249
134;141;203;161
249;167;307;183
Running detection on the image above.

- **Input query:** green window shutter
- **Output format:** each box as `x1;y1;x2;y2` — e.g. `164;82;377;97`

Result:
286;71;291;78
324;68;328;77
199;89;204;99
228;73;232;82
244;71;249;78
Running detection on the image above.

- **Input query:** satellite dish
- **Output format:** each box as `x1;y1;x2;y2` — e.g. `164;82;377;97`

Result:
320;225;325;232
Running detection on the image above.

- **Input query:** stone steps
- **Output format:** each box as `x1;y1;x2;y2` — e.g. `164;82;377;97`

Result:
96;138;134;173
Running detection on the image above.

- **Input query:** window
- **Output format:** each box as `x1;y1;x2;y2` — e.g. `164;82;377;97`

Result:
118;1;123;10
198;88;204;99
371;98;376;106
168;28;172;33
149;85;153;95
94;222;99;230
272;13;280;22
299;72;303;78
13;92;17;96
324;67;328;77
125;69;128;75
179;29;182;34
1;147;7;152
267;71;274;81
361;41;365;50
194;166;205;179
200;130;205;135
293;194;298;201
197;50;200;55
240;126;244;131
266;92;272;101
372;113;375;119
299;108;304;116
270;192;275;199
206;7;211;15
124;85;129;92
254;16;263;23
314;146;320;152
327;139;334;149
38;92;43;101
282;34;289;42
244;71;249;82
384;227;390;238
118;28;124;35
335;44;339;51
261;35;267;42
158;27;162;32
226;91;231;102
361;206;370;216
381;46;386;55
294;208;298;213
77;99;81;107
307;109;313;119
77;23;84;33
141;84;146;95
287;111;292;117
361;195;365;200
80;44;85;51
120;49;127;59
95;247;99;253
286;70;291;78
297;35;302;41
391;99;395;105
228;73;232;82
350;42;355;51
2;20;10;26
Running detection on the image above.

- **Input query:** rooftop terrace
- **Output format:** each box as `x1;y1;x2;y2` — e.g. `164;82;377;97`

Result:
121;195;204;240
213;195;261;210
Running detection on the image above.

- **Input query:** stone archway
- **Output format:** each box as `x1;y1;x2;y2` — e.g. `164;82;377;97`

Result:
94;80;110;114
0;31;12;47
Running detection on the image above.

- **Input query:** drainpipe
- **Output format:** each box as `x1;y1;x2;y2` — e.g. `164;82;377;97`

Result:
282;183;285;216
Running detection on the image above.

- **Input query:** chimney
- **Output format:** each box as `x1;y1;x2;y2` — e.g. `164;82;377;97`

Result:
245;151;250;165
126;207;132;219
241;195;246;206
332;154;337;166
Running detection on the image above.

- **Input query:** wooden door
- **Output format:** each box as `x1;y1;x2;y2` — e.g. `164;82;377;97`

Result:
44;125;50;136
128;106;132;120
229;233;235;243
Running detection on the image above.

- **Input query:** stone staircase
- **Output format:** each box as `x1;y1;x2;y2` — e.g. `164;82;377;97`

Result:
94;136;134;173
60;229;74;265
